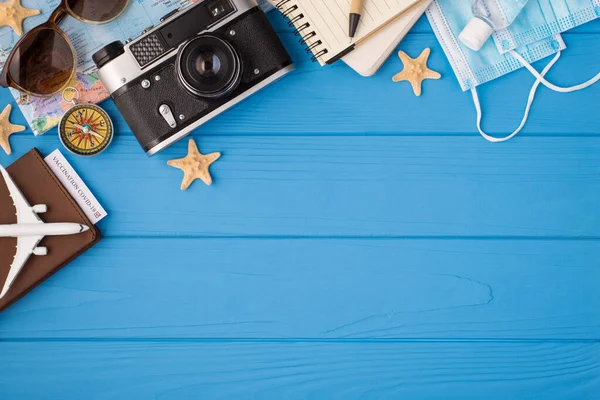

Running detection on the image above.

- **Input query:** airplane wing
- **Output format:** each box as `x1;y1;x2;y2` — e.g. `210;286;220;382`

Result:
0;235;43;299
0;165;42;225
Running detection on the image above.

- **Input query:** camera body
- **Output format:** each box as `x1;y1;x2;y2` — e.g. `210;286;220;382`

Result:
93;0;293;155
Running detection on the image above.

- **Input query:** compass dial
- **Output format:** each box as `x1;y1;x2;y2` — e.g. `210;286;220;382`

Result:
59;104;114;156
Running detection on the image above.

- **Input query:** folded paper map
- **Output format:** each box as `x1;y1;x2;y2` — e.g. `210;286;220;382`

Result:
0;0;272;135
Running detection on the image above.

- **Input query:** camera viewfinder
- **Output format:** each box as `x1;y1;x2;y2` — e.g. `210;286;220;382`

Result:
207;0;234;19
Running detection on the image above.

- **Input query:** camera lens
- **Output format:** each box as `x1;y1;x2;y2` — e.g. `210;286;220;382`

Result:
194;52;221;78
176;35;242;98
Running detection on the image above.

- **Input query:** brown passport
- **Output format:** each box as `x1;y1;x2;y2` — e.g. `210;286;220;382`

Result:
0;149;101;312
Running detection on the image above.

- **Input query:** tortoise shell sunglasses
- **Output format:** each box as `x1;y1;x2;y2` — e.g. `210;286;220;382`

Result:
0;0;129;97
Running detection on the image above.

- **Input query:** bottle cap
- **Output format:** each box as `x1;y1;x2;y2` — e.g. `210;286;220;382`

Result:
459;17;494;51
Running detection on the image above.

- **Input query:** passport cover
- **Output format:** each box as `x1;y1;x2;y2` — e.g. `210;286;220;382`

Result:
0;149;101;312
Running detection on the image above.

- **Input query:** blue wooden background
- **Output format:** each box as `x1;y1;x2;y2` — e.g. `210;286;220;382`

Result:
1;11;599;399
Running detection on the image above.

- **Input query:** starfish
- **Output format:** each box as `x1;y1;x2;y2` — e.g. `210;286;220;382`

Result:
392;48;441;97
0;0;40;36
0;104;25;155
167;139;221;190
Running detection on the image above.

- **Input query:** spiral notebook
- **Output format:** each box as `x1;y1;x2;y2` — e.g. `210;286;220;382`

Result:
272;0;421;65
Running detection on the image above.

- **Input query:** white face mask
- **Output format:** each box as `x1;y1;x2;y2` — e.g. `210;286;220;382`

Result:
427;0;600;142
494;0;600;53
426;0;565;91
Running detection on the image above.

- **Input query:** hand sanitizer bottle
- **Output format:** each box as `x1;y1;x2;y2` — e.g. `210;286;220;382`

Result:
459;0;530;51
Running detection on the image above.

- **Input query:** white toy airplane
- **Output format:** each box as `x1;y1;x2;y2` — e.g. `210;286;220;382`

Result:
0;165;89;299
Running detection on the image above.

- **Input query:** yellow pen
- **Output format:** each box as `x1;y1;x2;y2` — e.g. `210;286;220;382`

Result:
349;0;365;39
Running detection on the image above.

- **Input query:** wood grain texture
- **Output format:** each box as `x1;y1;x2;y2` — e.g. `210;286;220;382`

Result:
84;33;600;136
1;238;599;339
1;341;599;399
5;134;600;238
4;30;600;138
1;10;600;399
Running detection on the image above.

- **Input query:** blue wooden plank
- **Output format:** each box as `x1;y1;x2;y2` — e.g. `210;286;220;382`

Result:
1;341;598;399
1;238;599;339
3;135;600;237
0;10;597;397
76;33;600;136
2;33;599;138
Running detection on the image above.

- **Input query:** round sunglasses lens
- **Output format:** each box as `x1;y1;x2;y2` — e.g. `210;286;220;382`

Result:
67;0;129;23
8;28;75;96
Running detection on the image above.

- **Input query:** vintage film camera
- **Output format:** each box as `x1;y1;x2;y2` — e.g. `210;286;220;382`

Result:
93;0;293;155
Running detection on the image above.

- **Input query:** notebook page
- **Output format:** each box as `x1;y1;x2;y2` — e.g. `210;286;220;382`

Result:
342;0;433;75
295;0;420;65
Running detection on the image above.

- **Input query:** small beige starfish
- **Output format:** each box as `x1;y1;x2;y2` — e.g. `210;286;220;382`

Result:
392;48;441;97
167;139;221;190
0;0;40;36
0;104;25;155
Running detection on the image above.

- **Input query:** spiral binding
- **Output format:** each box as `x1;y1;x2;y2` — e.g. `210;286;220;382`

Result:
293;22;310;36
275;0;328;63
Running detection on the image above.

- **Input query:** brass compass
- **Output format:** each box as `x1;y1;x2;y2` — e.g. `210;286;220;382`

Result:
58;88;113;156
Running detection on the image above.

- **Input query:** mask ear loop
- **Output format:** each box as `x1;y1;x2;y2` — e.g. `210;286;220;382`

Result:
510;49;600;93
472;52;561;143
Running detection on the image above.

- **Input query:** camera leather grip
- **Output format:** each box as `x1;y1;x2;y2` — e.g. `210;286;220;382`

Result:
113;8;292;153
114;63;210;151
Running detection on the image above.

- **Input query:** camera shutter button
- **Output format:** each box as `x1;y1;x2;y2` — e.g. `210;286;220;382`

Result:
159;104;177;128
